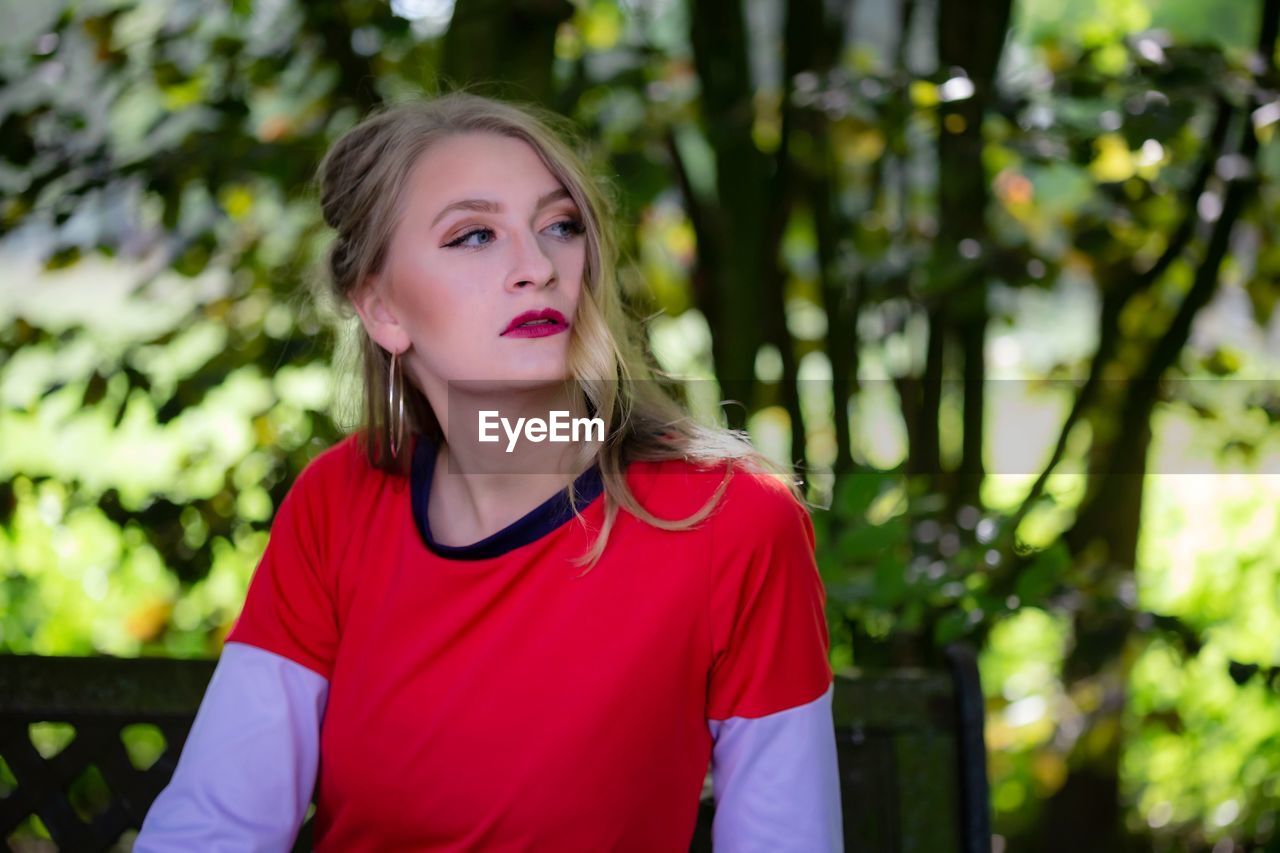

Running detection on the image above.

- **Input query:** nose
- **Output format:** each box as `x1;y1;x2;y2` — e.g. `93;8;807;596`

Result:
506;228;556;291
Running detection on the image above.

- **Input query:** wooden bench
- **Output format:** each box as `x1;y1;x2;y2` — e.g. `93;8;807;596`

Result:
0;644;990;852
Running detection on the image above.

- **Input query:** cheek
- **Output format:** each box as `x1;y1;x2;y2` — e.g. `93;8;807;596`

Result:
557;245;588;296
396;260;480;329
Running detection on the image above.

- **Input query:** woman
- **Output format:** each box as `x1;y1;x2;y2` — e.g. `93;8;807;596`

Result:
136;91;842;852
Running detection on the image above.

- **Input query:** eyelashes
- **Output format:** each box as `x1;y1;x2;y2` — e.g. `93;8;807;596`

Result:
444;217;586;249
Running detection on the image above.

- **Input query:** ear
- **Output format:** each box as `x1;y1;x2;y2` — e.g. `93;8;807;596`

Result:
349;273;411;354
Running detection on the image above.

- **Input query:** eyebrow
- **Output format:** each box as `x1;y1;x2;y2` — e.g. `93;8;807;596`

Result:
430;187;574;228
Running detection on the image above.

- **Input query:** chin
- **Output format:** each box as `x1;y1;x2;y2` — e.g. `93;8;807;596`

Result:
503;355;572;382
451;371;570;393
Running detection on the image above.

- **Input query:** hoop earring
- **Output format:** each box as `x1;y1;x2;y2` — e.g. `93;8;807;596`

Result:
388;350;406;459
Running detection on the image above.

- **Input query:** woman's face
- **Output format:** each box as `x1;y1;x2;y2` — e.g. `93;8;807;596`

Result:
351;132;587;400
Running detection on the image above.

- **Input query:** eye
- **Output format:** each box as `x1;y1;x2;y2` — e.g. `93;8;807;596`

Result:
444;227;495;249
443;218;585;250
550;217;587;240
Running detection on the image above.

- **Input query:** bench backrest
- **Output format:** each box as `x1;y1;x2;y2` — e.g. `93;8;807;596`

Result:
0;644;990;852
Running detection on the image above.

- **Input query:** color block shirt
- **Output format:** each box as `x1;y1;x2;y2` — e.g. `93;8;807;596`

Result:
136;431;843;851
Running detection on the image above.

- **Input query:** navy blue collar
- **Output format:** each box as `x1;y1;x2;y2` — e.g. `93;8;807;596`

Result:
410;433;605;561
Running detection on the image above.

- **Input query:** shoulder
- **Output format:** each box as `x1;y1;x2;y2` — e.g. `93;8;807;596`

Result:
262;432;395;572
710;460;814;556
292;430;388;491
716;460;807;524
277;430;396;520
626;455;811;545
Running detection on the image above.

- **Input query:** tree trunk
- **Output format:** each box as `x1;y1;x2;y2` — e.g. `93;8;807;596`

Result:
440;0;573;106
687;0;771;431
934;0;1012;508
773;0;852;481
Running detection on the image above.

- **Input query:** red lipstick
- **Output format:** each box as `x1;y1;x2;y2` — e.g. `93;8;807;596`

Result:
501;308;569;338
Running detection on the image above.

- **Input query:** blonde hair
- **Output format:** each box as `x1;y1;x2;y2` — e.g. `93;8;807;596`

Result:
312;87;800;571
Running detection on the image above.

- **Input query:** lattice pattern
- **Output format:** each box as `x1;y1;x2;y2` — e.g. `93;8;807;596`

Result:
0;654;314;852
0;648;989;853
0;714;317;852
2;716;185;850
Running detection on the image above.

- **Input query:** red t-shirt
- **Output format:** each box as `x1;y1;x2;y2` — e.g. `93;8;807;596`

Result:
226;431;832;851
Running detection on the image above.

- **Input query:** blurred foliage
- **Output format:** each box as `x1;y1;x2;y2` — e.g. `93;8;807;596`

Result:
2;0;1279;849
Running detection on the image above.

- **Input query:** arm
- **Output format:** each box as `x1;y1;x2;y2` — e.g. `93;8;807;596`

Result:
704;469;844;850
707;681;843;852
134;641;328;853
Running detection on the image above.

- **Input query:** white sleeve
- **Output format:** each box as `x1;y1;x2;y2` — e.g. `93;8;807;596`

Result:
706;681;843;852
133;641;328;853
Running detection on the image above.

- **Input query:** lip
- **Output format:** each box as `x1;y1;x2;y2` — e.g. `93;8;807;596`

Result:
500;307;570;337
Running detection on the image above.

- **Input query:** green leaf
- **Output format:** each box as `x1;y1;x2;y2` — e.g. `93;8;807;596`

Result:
1015;541;1071;605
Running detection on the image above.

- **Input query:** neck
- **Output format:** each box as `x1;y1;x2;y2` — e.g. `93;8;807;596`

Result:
424;381;601;547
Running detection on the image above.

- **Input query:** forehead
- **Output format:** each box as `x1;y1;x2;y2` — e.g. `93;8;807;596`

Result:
402;133;567;216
